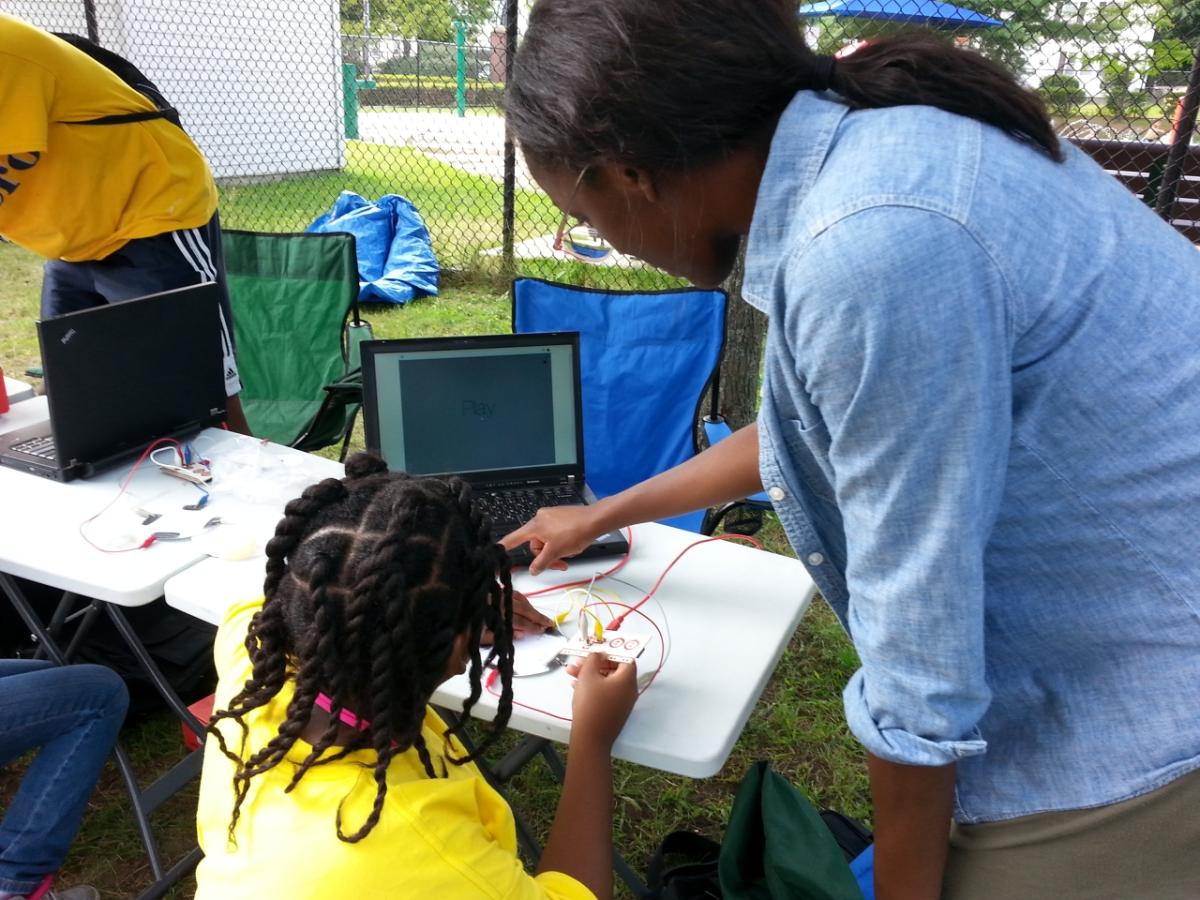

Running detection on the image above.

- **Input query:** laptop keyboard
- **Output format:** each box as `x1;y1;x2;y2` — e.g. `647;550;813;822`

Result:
475;485;584;533
12;435;58;461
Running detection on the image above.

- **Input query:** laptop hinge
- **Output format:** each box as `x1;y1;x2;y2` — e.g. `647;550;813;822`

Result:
481;473;573;490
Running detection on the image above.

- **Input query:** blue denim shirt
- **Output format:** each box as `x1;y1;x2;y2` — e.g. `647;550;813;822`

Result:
745;90;1200;824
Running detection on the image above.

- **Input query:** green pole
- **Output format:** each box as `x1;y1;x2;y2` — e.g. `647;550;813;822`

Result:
342;62;359;139
455;19;467;117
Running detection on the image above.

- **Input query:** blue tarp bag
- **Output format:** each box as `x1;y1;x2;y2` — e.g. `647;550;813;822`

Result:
308;191;439;305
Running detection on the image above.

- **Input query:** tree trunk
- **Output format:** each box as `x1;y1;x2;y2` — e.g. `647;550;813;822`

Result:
717;245;768;429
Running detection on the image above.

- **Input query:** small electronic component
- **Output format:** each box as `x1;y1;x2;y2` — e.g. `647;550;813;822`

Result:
157;462;212;484
559;629;652;664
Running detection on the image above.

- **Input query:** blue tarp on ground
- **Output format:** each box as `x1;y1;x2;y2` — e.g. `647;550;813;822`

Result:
307;191;439;305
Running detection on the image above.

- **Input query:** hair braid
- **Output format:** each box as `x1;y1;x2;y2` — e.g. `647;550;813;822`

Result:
209;453;522;845
444;480;516;764
282;550;355;790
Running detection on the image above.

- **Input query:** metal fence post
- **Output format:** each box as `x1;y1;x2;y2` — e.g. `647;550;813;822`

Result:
455;20;467;117
342;63;360;139
82;0;98;41
1154;45;1200;221
361;0;371;78
502;0;519;271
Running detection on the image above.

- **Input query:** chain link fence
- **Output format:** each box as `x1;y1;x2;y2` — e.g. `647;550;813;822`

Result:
9;0;1200;287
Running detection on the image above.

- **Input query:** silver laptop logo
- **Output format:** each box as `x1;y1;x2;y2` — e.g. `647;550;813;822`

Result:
60;328;76;344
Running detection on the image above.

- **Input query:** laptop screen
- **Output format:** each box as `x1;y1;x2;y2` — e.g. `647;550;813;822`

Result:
37;284;226;469
363;334;581;478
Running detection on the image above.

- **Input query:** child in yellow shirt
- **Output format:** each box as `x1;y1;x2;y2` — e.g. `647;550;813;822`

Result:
195;452;637;899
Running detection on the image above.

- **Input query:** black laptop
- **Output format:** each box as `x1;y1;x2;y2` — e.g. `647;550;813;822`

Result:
361;332;630;565
0;284;228;482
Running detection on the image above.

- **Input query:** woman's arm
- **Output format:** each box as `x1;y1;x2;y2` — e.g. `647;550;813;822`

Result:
503;423;762;574
868;754;957;900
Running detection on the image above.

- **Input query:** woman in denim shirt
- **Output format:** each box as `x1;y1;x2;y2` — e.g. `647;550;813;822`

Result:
502;1;1200;897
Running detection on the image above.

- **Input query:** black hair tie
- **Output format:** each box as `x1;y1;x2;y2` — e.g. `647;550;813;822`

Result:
811;55;838;92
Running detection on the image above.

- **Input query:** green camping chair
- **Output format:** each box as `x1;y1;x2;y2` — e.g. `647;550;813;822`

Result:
222;230;372;459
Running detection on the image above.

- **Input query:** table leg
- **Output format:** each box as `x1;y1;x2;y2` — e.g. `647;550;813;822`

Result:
62;602;102;662
104;604;207;736
44;591;81;647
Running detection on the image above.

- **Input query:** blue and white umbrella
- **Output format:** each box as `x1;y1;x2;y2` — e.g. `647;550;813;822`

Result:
798;0;1003;29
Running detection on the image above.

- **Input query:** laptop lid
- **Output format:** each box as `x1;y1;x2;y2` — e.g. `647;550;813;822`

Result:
361;332;585;487
36;284;227;472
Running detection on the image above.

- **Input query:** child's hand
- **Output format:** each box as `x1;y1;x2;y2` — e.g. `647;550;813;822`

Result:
510;590;555;638
567;653;638;749
481;590;554;645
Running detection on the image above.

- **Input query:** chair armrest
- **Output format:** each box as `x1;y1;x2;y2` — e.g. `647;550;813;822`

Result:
703;416;735;447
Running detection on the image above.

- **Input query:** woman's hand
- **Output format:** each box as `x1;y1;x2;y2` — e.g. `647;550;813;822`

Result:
501;505;609;575
568;653;638;749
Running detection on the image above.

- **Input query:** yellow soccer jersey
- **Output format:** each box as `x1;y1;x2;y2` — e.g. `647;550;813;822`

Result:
0;15;217;261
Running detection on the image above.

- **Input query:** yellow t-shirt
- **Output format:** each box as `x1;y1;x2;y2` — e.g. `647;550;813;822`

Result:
195;597;595;900
0;15;217;261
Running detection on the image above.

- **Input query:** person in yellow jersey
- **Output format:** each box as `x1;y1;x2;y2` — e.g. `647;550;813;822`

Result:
195;453;636;900
0;15;251;434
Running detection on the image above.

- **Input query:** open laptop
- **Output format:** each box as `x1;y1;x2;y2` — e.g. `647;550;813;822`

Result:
0;284;228;482
361;333;630;565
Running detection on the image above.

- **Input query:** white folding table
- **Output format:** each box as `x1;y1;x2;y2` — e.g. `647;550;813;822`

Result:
3;374;36;405
0;410;340;899
165;522;814;779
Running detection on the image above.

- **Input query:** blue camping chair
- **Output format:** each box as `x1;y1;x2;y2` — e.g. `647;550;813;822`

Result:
512;277;769;533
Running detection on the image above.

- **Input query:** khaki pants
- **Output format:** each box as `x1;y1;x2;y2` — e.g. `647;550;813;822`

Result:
942;768;1200;900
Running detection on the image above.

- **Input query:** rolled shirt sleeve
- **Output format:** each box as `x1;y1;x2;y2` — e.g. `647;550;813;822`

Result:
787;206;1013;767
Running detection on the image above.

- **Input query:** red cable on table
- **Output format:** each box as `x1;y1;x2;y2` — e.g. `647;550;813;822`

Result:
485;528;764;721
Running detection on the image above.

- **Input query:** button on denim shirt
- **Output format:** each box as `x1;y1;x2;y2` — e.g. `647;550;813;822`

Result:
745;91;1200;824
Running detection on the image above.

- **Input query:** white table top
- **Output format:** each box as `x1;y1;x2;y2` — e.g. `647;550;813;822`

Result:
0;415;341;606
0;394;50;433
3;375;35;405
165;522;814;778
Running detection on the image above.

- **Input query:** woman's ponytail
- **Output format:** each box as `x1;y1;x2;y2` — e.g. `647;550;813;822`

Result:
830;35;1062;160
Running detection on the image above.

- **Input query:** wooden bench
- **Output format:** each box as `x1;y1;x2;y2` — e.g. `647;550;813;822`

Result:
1071;138;1200;243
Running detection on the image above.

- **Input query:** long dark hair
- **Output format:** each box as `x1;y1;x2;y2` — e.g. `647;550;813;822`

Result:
206;452;515;844
507;0;1061;174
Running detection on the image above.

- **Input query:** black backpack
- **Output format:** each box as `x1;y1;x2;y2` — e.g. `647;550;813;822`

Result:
647;810;874;899
52;32;183;128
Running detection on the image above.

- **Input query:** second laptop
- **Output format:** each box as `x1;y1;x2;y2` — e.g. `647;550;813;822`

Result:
360;332;630;565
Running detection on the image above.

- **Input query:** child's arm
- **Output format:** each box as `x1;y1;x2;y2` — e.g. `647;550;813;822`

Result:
536;654;638;900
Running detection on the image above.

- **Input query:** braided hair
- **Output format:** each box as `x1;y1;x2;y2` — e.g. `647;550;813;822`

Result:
206;452;516;843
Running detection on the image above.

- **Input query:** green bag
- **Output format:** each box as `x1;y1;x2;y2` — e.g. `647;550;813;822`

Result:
719;762;865;900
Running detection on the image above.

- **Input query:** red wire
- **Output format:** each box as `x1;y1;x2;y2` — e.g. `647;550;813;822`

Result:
485;600;667;722
78;437;185;554
482;530;766;723
606;532;761;631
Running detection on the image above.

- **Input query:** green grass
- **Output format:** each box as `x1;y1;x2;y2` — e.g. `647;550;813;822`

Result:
0;164;867;898
218;142;558;271
0;242;43;378
370;73;505;91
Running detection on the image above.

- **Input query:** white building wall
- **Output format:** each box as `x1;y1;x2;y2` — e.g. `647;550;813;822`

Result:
1;0;107;33
4;0;345;179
